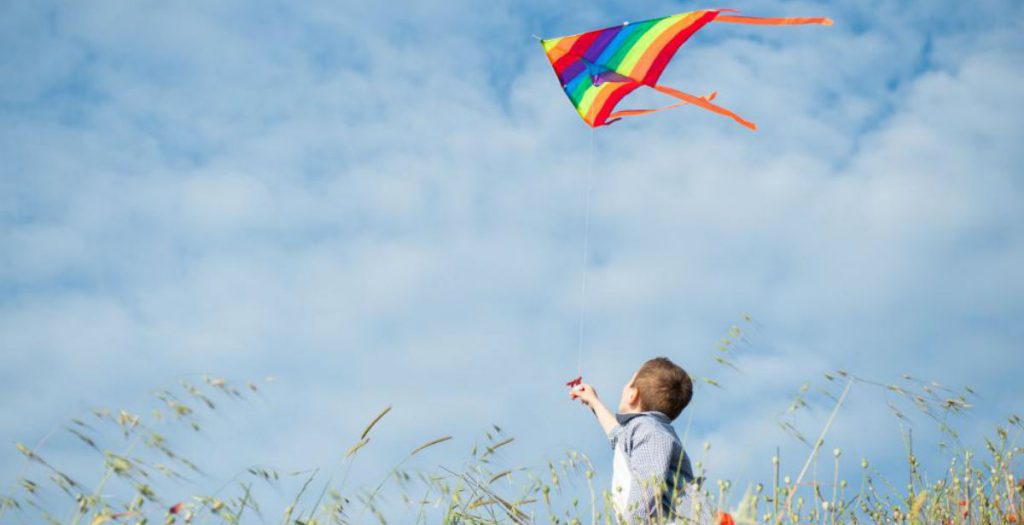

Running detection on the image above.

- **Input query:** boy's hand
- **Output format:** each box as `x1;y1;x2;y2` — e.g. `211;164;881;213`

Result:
570;383;618;436
570;383;599;406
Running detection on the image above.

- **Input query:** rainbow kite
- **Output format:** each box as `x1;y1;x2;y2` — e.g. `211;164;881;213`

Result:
540;9;832;129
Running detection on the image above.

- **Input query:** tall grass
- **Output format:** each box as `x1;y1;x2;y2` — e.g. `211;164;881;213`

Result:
1;323;1021;524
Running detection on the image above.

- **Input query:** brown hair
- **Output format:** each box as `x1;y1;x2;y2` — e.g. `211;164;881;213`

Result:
633;357;693;420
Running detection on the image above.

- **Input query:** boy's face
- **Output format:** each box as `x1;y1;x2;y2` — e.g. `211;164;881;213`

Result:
617;371;642;413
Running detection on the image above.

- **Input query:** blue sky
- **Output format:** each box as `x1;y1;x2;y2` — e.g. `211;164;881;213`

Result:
2;0;1023;518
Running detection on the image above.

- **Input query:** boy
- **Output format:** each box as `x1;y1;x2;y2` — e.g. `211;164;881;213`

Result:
570;357;697;523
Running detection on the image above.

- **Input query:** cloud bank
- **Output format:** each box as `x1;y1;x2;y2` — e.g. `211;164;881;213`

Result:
1;0;1022;513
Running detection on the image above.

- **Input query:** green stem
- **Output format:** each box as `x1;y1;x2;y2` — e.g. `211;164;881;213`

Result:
778;379;853;525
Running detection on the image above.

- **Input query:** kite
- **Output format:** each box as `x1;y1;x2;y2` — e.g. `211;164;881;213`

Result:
545;10;832;390
547;11;833;391
540;9;832;130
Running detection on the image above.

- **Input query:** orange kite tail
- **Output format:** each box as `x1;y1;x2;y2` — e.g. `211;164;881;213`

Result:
713;14;834;26
606;91;718;123
652;84;757;131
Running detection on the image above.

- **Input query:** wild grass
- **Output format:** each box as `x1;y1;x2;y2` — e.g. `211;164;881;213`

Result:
1;321;1020;524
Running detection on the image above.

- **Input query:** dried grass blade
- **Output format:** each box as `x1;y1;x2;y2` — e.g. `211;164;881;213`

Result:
488;470;512;485
360;406;392;440
345;438;370;458
410;436;452;456
485;437;514;455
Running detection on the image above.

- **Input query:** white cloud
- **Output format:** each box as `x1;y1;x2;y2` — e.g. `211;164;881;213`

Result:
1;0;1022;517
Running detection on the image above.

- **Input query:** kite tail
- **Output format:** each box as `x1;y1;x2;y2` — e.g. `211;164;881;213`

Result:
713;14;834;26
606;91;718;124
652;84;757;130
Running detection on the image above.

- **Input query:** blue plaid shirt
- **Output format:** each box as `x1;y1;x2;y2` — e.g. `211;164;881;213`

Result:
607;411;696;523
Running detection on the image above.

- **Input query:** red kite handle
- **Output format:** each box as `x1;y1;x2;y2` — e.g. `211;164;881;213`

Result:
566;376;583;388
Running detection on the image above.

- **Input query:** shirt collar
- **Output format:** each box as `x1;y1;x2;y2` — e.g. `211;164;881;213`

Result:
615;411;671;425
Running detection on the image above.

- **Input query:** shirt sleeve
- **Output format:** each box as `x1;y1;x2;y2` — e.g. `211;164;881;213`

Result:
607;423;626;449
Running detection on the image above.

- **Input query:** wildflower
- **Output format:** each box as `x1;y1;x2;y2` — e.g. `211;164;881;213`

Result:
1007;514;1017;523
717;511;735;525
169;502;184;514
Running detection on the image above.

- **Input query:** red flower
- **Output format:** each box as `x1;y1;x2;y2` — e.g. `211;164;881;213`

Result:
717;512;735;525
169;502;184;515
1008;514;1017;523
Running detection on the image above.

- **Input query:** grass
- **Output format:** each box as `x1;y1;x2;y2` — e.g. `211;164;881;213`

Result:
1;322;1021;524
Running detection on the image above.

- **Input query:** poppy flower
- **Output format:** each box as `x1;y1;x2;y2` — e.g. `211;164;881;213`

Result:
717;512;735;525
169;502;184;515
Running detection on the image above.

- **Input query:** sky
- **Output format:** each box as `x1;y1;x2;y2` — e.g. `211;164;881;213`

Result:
1;0;1023;519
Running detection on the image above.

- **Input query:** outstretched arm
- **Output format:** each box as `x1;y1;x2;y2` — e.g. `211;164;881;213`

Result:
570;383;619;437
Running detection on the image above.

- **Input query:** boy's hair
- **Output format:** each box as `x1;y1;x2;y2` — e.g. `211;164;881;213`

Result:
633;357;693;420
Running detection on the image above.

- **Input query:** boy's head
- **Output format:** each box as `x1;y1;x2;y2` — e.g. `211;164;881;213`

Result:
617;357;693;420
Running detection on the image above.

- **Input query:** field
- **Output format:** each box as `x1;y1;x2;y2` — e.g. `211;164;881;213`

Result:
3;325;1021;524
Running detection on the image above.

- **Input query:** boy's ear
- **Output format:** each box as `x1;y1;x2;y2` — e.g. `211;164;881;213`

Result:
629;386;641;407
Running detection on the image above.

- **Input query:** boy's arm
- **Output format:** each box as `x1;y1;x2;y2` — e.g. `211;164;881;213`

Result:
570;384;619;437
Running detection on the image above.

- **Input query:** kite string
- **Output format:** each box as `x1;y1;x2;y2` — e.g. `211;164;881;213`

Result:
576;128;595;377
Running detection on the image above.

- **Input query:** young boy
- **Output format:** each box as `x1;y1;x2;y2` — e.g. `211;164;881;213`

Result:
570;357;696;523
